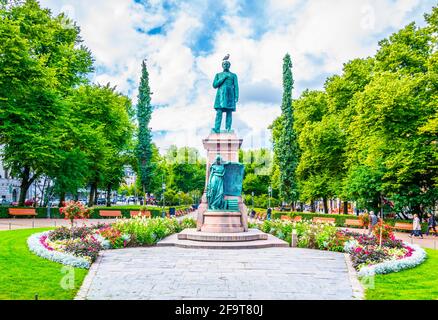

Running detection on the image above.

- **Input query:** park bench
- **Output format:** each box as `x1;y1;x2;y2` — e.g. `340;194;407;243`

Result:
99;210;122;218
313;217;336;224
130;211;151;218
344;219;363;228
281;215;302;222
392;222;413;232
8;208;37;217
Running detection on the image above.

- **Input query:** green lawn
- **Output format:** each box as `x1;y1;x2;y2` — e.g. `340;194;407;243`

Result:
0;228;88;300
366;248;438;300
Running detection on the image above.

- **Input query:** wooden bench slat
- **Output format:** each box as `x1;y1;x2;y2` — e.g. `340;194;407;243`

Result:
345;219;362;227
99;210;122;217
393;223;413;231
130;211;151;218
9;208;37;216
313;217;336;223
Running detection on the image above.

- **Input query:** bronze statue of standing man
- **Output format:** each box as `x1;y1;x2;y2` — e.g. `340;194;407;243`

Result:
212;56;239;133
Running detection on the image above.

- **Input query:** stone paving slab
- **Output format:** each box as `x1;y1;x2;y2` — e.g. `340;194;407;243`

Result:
76;247;362;300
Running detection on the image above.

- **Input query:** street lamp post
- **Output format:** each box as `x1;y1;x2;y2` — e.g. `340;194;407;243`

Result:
268;186;272;209
162;182;166;218
251;192;255;211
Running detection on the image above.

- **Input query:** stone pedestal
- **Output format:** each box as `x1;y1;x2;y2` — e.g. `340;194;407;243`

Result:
203;131;242;183
197;131;248;233
201;211;244;233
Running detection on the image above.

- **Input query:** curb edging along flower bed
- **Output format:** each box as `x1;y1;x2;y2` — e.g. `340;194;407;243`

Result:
28;232;91;269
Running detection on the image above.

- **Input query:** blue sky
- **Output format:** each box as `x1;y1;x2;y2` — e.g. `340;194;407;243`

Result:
40;0;436;153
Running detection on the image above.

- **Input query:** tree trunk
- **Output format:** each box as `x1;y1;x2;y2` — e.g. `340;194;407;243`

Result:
310;200;315;213
18;166;36;207
94;187;98;205
43;184;53;207
19;182;30;207
106;185;112;207
88;182;97;207
59;192;66;207
323;198;329;214
39;178;47;207
343;201;349;215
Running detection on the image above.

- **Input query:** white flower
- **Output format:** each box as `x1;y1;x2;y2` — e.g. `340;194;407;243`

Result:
27;232;91;269
94;234;111;250
344;239;359;253
357;243;427;277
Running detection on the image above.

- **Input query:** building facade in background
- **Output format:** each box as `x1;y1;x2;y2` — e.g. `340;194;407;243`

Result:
0;161;21;204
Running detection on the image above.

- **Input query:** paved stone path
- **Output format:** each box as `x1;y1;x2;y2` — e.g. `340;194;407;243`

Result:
76;247;362;300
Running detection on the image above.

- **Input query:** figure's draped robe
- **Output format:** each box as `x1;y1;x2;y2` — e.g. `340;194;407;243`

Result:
207;164;225;210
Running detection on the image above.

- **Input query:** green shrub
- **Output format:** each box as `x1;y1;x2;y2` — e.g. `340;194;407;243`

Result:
0;206;62;219
0;205;193;220
112;217;195;246
272;212;361;227
180;217;197;229
253;219;344;250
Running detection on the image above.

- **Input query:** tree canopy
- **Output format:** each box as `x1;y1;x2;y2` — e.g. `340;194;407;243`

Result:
275;6;438;217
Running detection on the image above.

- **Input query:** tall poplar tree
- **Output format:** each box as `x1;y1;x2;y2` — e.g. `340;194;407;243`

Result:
136;59;154;194
273;54;300;205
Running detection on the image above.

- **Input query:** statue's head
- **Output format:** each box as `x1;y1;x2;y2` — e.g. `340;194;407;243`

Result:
222;60;231;71
215;154;222;164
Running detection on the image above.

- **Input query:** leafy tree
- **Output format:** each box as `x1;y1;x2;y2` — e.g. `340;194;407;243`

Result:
136;60;154;195
240;149;274;197
65;84;134;207
345;7;438;217
291;6;437;218
0;0;92;205
164;146;205;194
272;54;300;205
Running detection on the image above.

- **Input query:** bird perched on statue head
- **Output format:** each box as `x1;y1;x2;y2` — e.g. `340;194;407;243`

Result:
223;54;230;61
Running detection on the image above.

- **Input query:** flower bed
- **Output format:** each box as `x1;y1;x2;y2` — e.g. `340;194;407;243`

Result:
28;217;197;269
344;234;427;277
252;219;427;276
28;232;92;269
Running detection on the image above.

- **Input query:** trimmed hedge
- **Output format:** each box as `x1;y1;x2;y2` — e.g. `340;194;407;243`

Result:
271;211;428;232
272;211;361;227
0;205;192;219
0;207;62;219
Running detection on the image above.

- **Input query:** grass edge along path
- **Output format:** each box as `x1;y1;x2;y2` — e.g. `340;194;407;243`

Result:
366;248;438;300
0;228;88;300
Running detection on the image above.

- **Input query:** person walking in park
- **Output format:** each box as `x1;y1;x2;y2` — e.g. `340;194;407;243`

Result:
368;211;378;235
425;213;437;237
409;214;424;239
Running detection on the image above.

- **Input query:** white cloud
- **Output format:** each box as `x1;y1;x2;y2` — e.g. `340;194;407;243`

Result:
40;0;434;154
